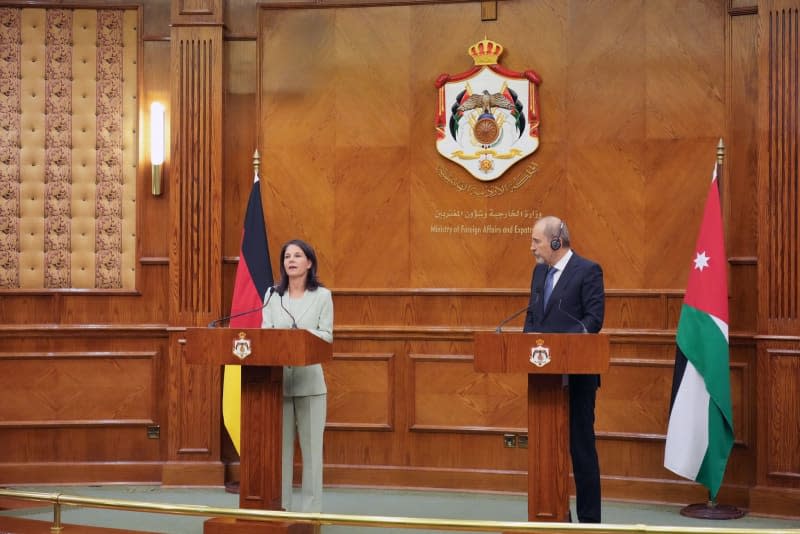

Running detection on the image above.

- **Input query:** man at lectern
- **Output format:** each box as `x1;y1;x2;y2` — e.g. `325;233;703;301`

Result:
523;216;605;523
261;239;333;513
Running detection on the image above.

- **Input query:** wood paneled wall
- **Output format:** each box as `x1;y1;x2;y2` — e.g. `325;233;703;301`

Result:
258;1;731;292
0;0;798;520
752;0;800;516
165;0;226;484
244;0;793;514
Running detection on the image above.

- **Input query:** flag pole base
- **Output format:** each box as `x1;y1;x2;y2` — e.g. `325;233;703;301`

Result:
680;501;747;519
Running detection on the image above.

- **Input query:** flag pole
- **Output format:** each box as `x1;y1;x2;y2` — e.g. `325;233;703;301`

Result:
254;148;260;179
716;139;727;252
678;139;745;520
716;138;724;202
224;148;270;496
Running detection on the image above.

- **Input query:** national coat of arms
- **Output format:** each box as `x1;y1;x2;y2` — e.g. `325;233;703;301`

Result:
435;38;541;181
232;332;252;361
529;338;551;368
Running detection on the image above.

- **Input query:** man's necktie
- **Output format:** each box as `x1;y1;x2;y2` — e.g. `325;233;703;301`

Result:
543;266;558;309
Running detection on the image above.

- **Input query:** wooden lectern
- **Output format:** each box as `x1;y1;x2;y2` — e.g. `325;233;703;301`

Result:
473;332;610;523
181;327;332;533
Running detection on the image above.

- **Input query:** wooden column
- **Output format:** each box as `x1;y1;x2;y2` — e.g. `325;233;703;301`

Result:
165;0;225;485
753;0;800;515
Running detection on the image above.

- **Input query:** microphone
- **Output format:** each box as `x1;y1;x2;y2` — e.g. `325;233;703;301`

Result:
208;286;275;327
279;294;298;329
557;299;588;333
495;300;534;333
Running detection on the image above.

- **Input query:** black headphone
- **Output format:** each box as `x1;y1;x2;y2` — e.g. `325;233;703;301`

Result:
550;221;564;251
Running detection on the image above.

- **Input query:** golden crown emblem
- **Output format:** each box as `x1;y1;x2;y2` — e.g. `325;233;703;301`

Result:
468;38;504;66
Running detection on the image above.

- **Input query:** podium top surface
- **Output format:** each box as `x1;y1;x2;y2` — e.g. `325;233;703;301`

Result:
473;331;610;374
180;327;332;367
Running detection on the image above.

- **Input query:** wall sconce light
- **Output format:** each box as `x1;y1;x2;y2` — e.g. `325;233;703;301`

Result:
150;102;165;196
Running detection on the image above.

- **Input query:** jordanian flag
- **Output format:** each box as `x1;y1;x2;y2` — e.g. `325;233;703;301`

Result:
222;171;273;454
664;163;734;500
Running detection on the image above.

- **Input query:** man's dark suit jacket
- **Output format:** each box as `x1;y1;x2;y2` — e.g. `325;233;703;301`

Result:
522;250;605;523
523;251;604;336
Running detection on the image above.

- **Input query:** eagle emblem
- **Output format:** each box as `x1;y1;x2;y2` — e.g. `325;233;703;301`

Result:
529;338;551;368
232;332;252;361
435;38;541;181
455;90;519;147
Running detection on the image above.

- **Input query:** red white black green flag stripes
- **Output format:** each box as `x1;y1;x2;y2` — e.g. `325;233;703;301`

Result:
664;163;734;500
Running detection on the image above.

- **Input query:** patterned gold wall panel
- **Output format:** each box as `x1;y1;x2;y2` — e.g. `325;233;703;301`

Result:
43;10;73;288
18;9;46;288
0;9;21;286
120;10;138;289
0;10;20;286
71;9;98;288
0;7;138;289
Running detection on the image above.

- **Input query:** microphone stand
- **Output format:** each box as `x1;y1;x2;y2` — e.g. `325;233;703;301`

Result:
495;305;530;333
279;294;298;329
209;287;275;327
557;299;588;333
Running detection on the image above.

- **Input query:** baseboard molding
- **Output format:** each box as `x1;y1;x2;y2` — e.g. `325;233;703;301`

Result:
749;486;800;518
324;464;527;493
0;461;224;487
161;461;225;486
0;462;163;485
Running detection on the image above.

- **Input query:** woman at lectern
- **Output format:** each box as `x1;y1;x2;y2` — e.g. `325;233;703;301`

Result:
261;238;333;513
